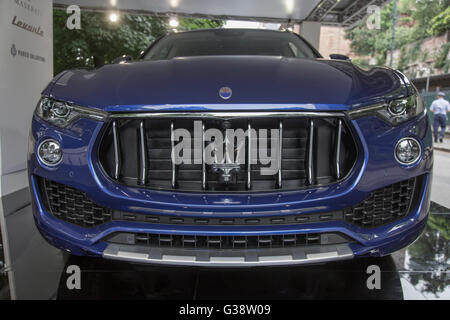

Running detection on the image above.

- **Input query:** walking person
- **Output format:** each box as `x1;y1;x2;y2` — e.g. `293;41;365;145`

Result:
430;92;450;143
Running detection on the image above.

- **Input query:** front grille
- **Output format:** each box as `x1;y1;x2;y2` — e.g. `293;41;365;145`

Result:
37;176;421;229
38;178;112;227
344;177;419;228
98;114;357;192
105;232;350;250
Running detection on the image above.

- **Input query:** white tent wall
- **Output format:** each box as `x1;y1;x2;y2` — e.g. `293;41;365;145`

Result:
53;0;323;22
0;0;64;300
53;0;392;28
53;0;325;54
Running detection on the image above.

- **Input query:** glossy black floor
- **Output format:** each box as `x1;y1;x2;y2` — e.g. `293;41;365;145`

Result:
57;203;449;300
0;231;8;300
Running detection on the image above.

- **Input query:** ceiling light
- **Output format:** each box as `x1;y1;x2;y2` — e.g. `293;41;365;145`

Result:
169;16;179;28
109;12;119;23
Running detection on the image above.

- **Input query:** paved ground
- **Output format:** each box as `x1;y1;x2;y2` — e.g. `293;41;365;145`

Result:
433;139;450;153
432;132;450;153
431;150;450;208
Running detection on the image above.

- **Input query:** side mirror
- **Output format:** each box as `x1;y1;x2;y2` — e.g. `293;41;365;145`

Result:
113;55;133;64
329;54;351;61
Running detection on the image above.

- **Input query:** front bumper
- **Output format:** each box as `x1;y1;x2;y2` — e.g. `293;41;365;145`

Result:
28;111;433;266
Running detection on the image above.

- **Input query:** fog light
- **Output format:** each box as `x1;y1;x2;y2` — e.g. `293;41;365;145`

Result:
38;139;62;166
395;138;421;165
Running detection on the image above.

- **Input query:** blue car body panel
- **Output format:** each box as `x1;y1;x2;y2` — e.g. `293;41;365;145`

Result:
30;33;432;265
29;110;433;259
43;56;409;110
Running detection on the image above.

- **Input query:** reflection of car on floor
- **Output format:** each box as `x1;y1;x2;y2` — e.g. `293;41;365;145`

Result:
29;29;433;266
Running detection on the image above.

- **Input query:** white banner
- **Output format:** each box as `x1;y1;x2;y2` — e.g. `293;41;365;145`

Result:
0;0;53;186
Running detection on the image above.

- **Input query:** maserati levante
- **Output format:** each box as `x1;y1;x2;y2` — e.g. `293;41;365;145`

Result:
28;29;433;266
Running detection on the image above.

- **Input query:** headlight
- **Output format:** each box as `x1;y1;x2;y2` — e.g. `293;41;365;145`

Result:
35;96;107;128
349;94;424;126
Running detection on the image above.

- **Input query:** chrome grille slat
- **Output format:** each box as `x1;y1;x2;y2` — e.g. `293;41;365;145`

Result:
247;121;252;190
202;121;206;190
335;119;342;179
112;121;121;180
278;120;283;188
307;119;314;185
170;121;176;189
139;121;148;185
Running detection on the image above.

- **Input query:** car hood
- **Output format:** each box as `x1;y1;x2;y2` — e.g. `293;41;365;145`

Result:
44;56;410;112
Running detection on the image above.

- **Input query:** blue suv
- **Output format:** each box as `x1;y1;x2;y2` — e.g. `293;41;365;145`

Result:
28;29;432;266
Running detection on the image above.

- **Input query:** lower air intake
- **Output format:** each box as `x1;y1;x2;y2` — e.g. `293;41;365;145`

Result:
37;178;112;227
104;232;351;250
37;176;421;229
344;177;420;228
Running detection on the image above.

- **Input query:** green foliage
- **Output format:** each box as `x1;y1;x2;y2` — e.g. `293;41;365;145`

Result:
351;58;371;69
376;53;387;66
345;2;414;62
180;18;224;31
344;27;377;56
397;40;425;72
408;41;421;62
53;10;223;75
410;0;449;39
143;16;224;39
429;6;450;36
345;0;449;67
434;42;450;73
406;215;450;296
397;47;408;71
54;10;153;74
421;49;429;63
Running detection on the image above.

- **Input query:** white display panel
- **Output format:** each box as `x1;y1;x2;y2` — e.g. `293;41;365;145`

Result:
0;0;60;300
0;0;53;185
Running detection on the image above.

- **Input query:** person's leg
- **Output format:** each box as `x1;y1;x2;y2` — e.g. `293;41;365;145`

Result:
440;115;447;141
441;116;447;139
433;117;440;142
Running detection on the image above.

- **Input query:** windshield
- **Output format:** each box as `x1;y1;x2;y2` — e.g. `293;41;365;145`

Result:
143;29;319;61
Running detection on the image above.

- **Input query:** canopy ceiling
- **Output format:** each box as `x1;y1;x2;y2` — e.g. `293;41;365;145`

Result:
53;0;391;27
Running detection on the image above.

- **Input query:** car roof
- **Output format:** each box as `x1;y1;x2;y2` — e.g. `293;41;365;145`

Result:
171;28;292;35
